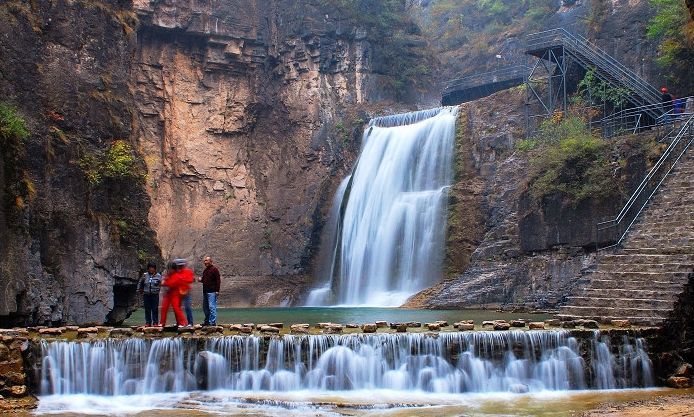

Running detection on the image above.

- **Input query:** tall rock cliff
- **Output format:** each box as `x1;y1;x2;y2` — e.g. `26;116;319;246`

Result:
131;0;417;306
0;1;159;326
0;0;427;324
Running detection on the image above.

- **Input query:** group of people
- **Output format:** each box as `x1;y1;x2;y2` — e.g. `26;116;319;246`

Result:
137;256;221;328
661;87;693;121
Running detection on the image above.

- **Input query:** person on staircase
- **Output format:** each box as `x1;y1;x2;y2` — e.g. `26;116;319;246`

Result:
661;87;674;122
159;259;194;328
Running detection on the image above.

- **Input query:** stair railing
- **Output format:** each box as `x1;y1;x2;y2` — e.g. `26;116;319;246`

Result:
526;29;661;108
597;96;694;138
596;114;694;250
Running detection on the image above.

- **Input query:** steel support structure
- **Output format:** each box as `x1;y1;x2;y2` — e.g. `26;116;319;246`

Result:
525;46;568;135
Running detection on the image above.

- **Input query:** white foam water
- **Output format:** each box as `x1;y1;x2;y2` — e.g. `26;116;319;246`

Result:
38;331;653;397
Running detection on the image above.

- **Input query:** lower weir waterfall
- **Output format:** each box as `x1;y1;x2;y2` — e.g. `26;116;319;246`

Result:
307;107;458;306
37;331;653;396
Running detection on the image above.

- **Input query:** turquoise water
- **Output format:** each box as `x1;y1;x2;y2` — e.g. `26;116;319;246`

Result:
123;307;550;326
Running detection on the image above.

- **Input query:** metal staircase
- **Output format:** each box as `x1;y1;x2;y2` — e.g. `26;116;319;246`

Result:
526;28;662;119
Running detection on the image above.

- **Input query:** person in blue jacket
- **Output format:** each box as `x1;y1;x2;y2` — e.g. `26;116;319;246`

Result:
137;262;162;326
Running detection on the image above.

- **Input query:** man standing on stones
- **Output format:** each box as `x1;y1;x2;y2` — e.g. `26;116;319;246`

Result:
199;256;221;326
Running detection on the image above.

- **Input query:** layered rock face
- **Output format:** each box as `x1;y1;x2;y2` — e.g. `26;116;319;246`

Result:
0;1;160;326
131;0;388;306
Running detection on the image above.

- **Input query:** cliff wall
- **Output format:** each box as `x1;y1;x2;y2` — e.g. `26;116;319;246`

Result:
131;0;413;307
0;1;159;326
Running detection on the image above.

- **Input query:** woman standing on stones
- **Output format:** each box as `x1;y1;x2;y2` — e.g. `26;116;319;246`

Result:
137;262;162;326
159;259;194;328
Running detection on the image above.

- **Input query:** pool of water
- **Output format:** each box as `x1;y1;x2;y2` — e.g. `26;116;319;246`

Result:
29;388;691;417
123;307;551;327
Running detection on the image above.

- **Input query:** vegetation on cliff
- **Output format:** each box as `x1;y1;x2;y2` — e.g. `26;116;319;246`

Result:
521;115;620;204
0;102;31;214
647;0;694;91
76;140;140;186
421;0;558;80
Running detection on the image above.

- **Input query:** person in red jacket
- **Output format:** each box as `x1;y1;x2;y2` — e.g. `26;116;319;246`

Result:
159;259;194;327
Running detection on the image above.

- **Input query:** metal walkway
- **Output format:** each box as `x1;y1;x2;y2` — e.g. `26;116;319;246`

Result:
441;66;528;106
526;28;661;120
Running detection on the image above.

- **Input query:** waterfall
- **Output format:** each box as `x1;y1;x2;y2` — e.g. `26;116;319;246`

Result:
307;107;458;306
38;331;653;396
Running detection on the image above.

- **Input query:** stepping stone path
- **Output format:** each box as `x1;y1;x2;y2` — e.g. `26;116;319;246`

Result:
560;150;694;326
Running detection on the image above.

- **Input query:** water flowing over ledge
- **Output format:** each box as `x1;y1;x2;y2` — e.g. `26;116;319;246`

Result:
37;330;653;396
307;106;458;306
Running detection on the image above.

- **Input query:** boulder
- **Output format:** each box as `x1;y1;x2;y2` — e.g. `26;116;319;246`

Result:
435;320;449;327
259;326;280;334
108;328;133;337
316;322;332;329
510;320;526;328
457;323;475;331
142;327;163;334
481;321;495;328
544;319;560;327
290;325;309;334
346;324;359;329
243;323;255;329
4;372;25;385
177;326;195;334
395;324;408;333
579;319;599;329
426;323;441;331
611;319;631;328
405;321;422;328
528;322;545;330
76;327;99;338
198;326;224;335
38;328;65;336
675;363;693;377
560;321;576;329
666;376;692;389
65;326;79;331
375;321;388;328
268;323;284;329
493;321;511;331
361;324;377;333
239;326;253;334
9;385;27;397
324;324;344;334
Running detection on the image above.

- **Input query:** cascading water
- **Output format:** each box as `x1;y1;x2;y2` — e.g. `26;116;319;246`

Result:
307;107;458;306
38;331;653;396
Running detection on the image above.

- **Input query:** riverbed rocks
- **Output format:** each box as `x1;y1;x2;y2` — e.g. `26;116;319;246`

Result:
198;326;224;335
361;324;377;333
545;319;561;327
38;327;65;336
76;327;99;338
259;326;280;334
426;323;441;331
493;321;511;331
108;328;134;337
611;319;631;328
666;376;692;388
529;322;545;330
510;320;526;328
375;321;388;328
290;324;310;334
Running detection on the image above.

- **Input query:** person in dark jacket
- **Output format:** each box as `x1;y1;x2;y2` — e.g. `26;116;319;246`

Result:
137;262;162;326
199;256;221;326
661;87;674;121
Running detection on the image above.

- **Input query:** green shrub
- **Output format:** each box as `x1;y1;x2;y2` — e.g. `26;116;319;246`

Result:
77;140;139;186
0;102;28;145
647;0;694;89
528;117;619;203
516;139;537;152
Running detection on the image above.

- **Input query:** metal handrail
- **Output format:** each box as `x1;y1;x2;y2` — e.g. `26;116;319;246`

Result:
596;114;694;249
526;29;661;107
597;96;694;138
